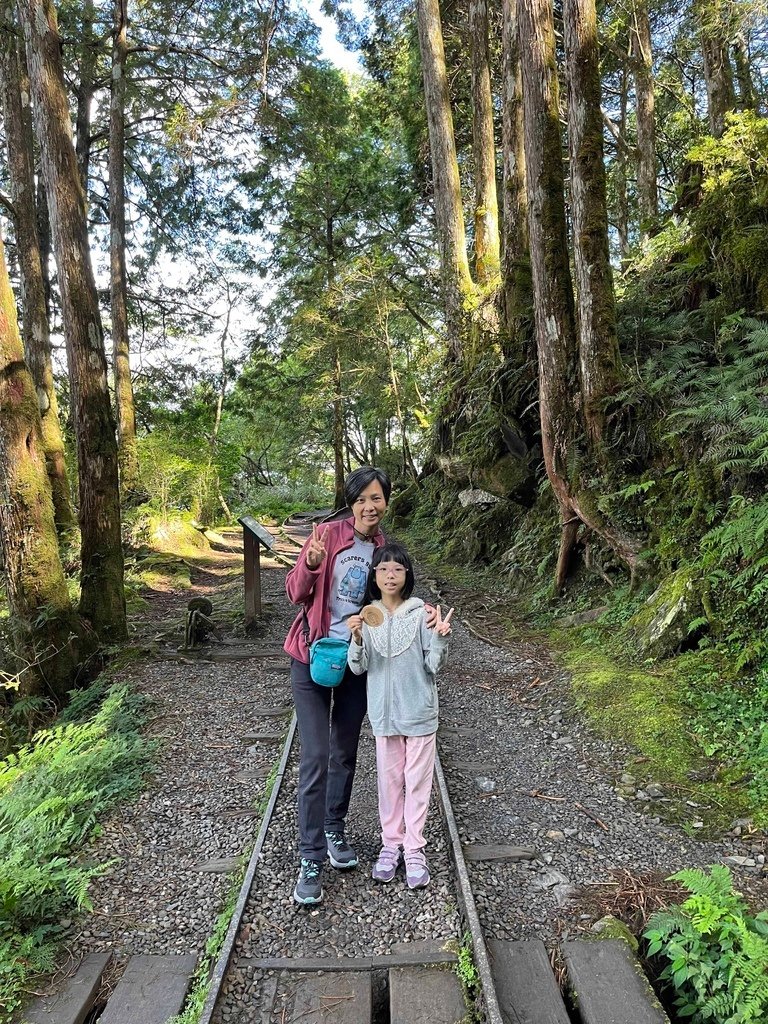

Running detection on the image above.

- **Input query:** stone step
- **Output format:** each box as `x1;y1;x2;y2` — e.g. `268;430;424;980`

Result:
561;939;670;1024
389;964;466;1024
488;939;570;1024
270;969;372;1023
22;952;111;1024
97;954;197;1024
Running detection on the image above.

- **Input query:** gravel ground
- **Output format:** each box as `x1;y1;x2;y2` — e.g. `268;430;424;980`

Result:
36;534;767;1021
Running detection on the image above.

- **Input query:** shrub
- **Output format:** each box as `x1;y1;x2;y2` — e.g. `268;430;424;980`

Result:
644;865;768;1024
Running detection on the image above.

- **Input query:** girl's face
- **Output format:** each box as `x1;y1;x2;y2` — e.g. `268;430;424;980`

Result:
352;482;388;536
375;560;407;598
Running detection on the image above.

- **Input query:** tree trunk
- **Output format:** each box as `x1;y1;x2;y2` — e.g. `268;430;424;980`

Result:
36;169;52;318
732;32;756;111
333;346;345;508
698;2;735;137
564;0;620;449
615;67;630;259
0;4;73;529
19;0;127;641
75;0;96;190
519;0;641;591
416;0;474;363
109;0;139;493
630;0;657;237
0;234;89;701
500;0;529;363
469;0;500;287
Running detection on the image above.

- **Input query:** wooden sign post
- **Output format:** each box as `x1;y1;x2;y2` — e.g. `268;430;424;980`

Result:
238;516;276;627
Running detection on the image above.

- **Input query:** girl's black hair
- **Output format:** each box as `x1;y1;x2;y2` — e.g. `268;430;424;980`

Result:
364;541;415;602
344;465;392;506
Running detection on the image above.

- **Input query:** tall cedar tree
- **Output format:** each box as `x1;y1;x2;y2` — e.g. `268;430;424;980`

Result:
519;0;640;590
630;0;658;235
564;0;620;449
110;0;139;493
0;235;90;700
18;0;127;640
0;3;73;528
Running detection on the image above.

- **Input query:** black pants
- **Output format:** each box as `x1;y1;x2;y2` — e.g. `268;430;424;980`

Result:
290;658;368;861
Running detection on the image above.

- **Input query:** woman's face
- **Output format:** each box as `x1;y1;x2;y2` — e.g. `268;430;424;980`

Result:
352;481;388;536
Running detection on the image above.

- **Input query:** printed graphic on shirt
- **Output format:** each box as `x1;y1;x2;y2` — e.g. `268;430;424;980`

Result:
328;538;375;640
336;559;368;605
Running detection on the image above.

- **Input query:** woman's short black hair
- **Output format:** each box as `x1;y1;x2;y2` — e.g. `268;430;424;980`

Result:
364;541;415;602
344;465;392;506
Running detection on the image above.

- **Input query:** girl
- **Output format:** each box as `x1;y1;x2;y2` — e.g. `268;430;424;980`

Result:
347;542;453;889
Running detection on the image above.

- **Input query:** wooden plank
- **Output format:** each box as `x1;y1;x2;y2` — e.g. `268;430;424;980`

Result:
22;952;112;1024
272;970;371;1023
246;942;458;972
98;954;197;1024
487;939;570;1024
463;845;538;862
562;940;670;1024
390;965;466;1024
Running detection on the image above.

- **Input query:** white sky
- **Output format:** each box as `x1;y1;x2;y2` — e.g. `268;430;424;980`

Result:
304;0;366;74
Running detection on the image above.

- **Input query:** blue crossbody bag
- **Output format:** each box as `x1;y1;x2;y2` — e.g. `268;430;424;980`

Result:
302;608;348;688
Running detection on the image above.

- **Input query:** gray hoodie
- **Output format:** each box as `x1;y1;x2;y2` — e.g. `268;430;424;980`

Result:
347;597;448;737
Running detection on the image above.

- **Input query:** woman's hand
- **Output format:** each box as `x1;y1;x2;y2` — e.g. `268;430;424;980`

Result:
433;604;454;637
305;524;329;569
425;603;437;629
347;614;363;644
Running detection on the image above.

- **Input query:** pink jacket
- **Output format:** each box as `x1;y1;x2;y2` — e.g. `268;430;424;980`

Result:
283;517;386;663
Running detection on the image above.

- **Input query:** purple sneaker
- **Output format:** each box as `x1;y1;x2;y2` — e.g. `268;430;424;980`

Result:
372;846;401;883
405;851;430;889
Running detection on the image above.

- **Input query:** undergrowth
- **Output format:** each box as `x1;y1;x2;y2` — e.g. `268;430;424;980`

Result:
0;678;151;1023
644;865;768;1024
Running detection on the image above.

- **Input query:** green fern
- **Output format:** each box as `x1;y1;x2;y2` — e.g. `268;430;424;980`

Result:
644;866;768;1024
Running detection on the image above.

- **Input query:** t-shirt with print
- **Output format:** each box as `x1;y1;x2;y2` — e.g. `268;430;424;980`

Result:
328;537;375;640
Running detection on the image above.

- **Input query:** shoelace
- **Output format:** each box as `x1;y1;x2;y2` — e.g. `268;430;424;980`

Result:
326;831;346;847
302;860;321;880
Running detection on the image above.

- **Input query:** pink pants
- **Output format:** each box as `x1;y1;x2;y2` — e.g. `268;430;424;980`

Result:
375;733;437;854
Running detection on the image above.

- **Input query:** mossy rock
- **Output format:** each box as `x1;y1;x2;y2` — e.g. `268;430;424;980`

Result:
147;518;211;558
589;915;639;952
625;567;705;659
388;480;420;525
473;453;531;498
436;454;472;485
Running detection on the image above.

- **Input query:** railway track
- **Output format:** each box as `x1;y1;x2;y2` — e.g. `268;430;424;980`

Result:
24;519;672;1024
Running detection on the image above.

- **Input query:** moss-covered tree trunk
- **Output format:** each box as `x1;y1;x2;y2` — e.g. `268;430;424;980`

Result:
698;1;736;137
519;0;641;591
470;0;500;288
0;235;89;701
564;0;620;450
630;0;657;237
0;3;73;530
19;0;127;641
500;0;529;363
416;0;474;364
732;32;756;112
109;0;139;494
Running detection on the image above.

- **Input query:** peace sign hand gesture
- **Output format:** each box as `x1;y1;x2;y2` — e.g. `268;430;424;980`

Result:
306;524;329;569
433;604;454;637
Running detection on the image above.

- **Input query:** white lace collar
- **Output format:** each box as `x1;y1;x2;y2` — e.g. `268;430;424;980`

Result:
367;598;424;658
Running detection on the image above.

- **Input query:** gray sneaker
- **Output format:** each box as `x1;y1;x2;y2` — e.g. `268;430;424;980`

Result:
405;851;430;889
294;858;323;904
325;830;358;869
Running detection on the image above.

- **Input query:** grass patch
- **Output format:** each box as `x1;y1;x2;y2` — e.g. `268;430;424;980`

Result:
1;678;151;1023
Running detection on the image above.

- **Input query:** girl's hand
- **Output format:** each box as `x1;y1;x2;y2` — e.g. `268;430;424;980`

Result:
434;605;454;636
424;603;437;630
347;614;363;643
305;524;329;569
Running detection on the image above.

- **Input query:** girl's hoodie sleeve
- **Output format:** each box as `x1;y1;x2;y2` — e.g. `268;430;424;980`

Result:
421;616;449;675
347;629;369;674
285;536;324;605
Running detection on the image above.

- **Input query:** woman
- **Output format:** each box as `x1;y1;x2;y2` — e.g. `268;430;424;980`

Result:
284;465;391;905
